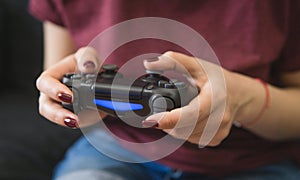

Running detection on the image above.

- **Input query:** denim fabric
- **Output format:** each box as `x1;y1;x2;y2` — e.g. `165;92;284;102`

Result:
54;129;300;180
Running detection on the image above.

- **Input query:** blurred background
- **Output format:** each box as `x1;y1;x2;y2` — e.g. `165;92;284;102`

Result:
0;0;81;179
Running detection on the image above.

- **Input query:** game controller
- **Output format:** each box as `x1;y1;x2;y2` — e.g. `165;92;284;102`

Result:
62;64;199;118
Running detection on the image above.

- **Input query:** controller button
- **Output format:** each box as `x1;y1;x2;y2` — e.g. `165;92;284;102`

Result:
86;74;97;79
146;84;154;90
158;80;169;88
170;79;179;83
91;84;95;91
174;81;186;88
164;83;175;88
64;73;74;79
146;69;163;75
85;79;93;84
102;64;118;71
71;74;81;79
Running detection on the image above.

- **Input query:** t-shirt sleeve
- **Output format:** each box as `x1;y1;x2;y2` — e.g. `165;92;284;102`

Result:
29;0;64;26
275;0;300;72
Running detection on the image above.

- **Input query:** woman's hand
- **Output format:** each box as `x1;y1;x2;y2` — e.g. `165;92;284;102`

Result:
36;47;106;128
143;51;267;147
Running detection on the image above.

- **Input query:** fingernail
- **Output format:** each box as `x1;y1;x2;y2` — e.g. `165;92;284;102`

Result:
64;118;78;128
83;61;96;69
58;93;72;103
144;57;159;63
142;120;159;128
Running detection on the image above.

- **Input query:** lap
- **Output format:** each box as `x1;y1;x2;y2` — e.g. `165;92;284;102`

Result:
53;129;150;180
53;129;300;180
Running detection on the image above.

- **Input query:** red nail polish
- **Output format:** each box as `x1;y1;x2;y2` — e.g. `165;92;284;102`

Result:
142;120;159;128
64;118;78;128
58;93;72;103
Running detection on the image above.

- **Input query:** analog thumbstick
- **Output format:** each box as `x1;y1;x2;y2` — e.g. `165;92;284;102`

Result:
102;64;118;72
146;69;164;75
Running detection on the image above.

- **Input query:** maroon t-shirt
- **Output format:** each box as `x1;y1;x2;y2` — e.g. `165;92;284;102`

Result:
30;0;300;177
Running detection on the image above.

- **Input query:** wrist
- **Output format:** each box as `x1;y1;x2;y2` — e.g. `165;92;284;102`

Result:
244;79;270;126
231;74;267;126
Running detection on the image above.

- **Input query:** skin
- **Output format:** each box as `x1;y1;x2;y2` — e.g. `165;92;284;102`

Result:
36;21;300;147
144;52;300;146
43;21;76;69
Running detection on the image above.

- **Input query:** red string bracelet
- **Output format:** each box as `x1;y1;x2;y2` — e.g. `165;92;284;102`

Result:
243;78;270;126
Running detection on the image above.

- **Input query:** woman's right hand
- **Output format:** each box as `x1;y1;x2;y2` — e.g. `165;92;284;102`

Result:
36;47;106;128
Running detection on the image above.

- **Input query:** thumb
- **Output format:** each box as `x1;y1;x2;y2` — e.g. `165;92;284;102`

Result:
75;47;101;74
143;109;181;129
144;51;208;88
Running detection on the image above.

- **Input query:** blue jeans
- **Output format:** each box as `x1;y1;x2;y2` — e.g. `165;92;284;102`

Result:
53;129;300;180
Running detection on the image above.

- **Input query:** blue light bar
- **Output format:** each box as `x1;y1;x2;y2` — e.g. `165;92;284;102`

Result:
94;99;143;111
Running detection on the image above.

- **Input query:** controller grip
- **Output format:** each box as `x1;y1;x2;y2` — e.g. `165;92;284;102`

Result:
62;103;74;112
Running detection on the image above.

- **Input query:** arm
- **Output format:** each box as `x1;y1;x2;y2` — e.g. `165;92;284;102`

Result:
43;21;76;69
242;70;300;140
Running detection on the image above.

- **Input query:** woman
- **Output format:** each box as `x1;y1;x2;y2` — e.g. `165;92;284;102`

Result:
30;0;300;179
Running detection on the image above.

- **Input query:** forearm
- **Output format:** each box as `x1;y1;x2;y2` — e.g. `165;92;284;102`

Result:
249;87;300;140
237;75;300;140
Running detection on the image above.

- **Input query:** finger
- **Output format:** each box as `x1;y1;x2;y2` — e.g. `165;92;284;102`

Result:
144;51;201;74
187;127;230;147
165;116;229;147
162;124;201;142
76;110;108;127
144;110;181;129
36;73;73;103
144;90;211;129
144;51;209;88
36;53;78;102
161;118;208;145
75;47;101;74
36;47;102;103
37;54;79;128
167;117;207;138
45;54;78;79
39;93;79;128
45;47;101;78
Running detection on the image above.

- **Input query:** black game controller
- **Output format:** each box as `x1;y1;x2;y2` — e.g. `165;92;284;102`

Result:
62;64;199;118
